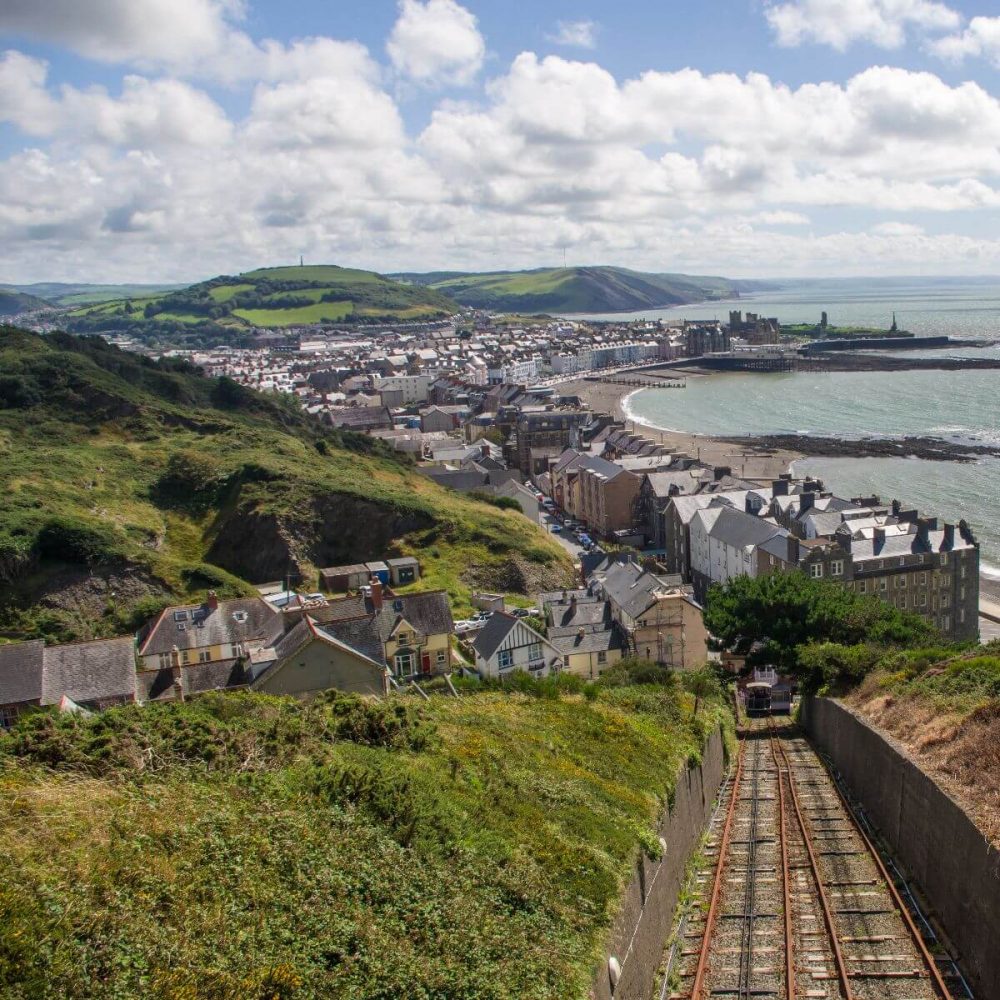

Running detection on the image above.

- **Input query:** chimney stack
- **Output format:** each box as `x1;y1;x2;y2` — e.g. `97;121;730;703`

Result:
874;526;886;549
800;492;815;512
943;523;955;548
207;590;219;611
772;478;789;497
369;577;384;610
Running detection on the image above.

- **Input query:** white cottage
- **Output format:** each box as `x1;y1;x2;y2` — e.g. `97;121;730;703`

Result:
471;613;563;679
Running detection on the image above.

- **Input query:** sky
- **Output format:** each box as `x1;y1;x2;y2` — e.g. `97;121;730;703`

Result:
1;0;1000;283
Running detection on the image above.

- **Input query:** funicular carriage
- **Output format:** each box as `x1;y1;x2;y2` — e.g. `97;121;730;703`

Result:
744;667;793;717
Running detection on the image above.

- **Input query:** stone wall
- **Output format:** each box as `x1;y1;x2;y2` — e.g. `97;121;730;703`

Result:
592;724;727;1000
802;697;1000;999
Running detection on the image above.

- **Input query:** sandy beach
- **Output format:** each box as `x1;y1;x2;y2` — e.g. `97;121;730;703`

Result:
564;375;804;482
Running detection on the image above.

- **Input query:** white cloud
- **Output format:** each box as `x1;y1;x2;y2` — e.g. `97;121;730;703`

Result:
387;0;484;87
929;16;1000;65
765;0;960;50
0;0;246;70
2;25;1000;281
549;20;598;49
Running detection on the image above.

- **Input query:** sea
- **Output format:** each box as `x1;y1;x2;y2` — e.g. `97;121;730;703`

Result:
575;277;1000;573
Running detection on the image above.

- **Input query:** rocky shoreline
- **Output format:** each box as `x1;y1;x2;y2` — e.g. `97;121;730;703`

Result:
716;433;1000;463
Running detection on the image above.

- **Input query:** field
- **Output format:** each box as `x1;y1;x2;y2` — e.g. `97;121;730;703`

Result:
0;675;732;998
233;301;355;325
0;326;574;642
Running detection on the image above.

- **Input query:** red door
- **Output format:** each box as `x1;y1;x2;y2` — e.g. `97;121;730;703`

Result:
421;652;432;674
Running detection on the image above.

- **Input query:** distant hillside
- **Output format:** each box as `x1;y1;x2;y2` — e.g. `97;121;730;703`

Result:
63;265;458;347
393;266;770;313
5;282;184;307
0;325;573;643
0;290;50;316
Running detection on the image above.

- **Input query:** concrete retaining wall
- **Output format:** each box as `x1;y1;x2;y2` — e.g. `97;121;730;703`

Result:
592;724;727;1000
802;697;1000;999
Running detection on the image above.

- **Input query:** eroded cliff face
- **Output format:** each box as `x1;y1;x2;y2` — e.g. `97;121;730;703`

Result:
205;492;435;583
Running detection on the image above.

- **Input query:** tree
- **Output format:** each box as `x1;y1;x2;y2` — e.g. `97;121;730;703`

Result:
682;666;721;717
703;572;937;673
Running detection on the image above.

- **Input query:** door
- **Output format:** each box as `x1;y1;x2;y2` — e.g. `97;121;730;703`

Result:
421;652;432;674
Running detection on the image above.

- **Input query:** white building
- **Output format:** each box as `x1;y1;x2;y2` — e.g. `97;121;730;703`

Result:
471;613;563;678
688;503;787;602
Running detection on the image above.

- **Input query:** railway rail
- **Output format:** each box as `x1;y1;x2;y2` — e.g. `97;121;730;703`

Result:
667;717;967;1000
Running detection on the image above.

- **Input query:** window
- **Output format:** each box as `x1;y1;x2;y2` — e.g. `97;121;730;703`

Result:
960;608;966;624
528;642;543;662
857;580;867;594
158;652;171;669
920;572;927;585
941;615;951;633
941;593;950;608
181;651;190;664
810;564;823;579
396;631;410;646
896;575;906;589
879;578;887;591
940;553;949;567
173;611;188;623
198;651;211;663
394;651;415;676
597;651;607;665
918;594;927;607
960;563;967;579
436;650;447;665
497;649;513;670
0;705;19;730
830;560;844;577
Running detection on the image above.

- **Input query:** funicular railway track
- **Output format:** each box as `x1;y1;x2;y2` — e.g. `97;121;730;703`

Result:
671;717;964;1000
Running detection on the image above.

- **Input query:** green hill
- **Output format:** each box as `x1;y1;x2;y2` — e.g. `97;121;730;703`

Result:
394;265;765;313
63;266;458;347
0;325;573;643
4;282;184;307
0;672;731;998
0;290;50;316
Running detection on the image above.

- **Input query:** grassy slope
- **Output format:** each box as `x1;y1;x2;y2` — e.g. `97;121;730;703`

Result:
843;643;1000;845
424;266;743;313
64;265;458;345
0;680;731;999
0;326;573;641
7;283;183;307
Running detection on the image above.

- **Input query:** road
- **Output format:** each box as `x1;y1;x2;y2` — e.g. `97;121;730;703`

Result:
540;511;588;562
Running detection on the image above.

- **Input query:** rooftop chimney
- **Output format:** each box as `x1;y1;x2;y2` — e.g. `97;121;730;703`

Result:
800;492;815;512
873;526;886;549
943;523;955;548
713;466;731;482
207;590;219;611
369;578;384;611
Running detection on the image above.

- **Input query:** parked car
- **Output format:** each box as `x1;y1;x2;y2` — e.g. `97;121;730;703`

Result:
470;611;492;622
550;524;562;533
454;619;483;634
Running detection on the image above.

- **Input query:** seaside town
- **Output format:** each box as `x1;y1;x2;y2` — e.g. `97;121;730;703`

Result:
1;307;982;723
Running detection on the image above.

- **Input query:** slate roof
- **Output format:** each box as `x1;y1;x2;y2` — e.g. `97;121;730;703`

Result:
705;507;786;551
319;563;369;579
548;600;613;630
306;594;368;625
314;617;387;667
472;612;520;661
139;598;283;657
641;472;691;498
373;591;454;642
600;561;692;620
419;469;489;492
41;637;137;706
549;629;624;656
386;557;420;568
0;639;44;706
758;533;798;563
